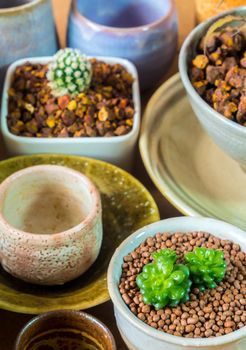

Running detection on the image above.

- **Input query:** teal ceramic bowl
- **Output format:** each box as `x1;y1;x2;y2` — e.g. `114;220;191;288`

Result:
179;6;246;169
0;0;58;98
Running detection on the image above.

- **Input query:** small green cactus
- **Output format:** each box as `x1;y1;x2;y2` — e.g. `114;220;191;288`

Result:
184;247;227;291
136;249;192;309
47;48;92;97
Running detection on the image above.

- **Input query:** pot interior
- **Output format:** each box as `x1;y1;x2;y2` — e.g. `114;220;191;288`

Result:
0;0;35;9
16;312;114;350
76;0;171;28
1;167;92;234
23;328;104;350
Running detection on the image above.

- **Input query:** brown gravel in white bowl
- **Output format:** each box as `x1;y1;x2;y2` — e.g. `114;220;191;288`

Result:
119;232;246;338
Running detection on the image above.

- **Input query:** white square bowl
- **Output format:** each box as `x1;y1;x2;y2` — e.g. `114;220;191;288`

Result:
1;56;140;169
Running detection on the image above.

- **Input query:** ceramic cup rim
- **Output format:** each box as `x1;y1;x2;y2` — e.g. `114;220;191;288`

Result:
0;164;101;238
107;217;246;347
0;0;44;15
178;5;246;137
15;309;117;350
71;0;175;32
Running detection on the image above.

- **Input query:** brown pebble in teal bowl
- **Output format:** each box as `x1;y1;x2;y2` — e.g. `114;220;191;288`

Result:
15;310;116;350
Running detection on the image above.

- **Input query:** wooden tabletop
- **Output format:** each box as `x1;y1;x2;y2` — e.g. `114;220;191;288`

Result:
0;1;195;349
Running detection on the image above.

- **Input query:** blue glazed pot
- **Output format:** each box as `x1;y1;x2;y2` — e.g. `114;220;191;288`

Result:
0;0;58;97
67;0;178;90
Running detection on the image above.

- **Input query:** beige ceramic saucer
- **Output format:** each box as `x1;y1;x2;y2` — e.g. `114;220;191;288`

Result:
140;73;246;231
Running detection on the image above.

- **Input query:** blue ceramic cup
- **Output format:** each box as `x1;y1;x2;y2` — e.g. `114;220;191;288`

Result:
67;0;178;90
0;0;58;99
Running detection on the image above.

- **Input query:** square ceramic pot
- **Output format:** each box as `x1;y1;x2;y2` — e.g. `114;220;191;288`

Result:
1;56;140;169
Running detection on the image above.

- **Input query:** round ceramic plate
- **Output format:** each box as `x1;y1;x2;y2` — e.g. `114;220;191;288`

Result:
140;73;246;231
0;154;159;314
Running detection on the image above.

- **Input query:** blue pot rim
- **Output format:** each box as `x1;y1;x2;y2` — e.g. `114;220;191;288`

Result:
71;0;176;32
0;0;45;15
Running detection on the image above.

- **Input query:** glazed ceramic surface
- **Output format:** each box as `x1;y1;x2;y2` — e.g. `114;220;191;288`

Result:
15;310;116;350
179;6;246;169
0;0;58;98
67;0;178;89
1;56;140;170
0;154;159;313
139;74;246;231
108;217;246;350
194;0;246;23
0;165;102;285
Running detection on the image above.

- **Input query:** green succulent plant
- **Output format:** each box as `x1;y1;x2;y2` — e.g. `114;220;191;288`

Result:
136;249;192;309
184;247;227;291
47;48;92;97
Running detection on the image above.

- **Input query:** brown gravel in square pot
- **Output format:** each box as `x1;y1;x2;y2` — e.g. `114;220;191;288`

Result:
7;58;135;138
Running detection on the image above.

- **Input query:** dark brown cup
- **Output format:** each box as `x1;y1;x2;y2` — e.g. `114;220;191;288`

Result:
15;310;117;350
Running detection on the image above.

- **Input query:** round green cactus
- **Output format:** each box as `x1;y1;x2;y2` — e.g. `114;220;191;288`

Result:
47;48;92;97
136;249;192;309
184;247;227;291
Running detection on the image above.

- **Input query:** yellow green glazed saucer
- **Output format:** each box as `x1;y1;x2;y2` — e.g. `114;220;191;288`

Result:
140;73;246;231
0;154;159;314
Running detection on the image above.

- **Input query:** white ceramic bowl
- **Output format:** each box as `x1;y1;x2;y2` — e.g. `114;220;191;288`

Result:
179;6;246;169
1;56;140;170
0;164;102;285
107;217;246;350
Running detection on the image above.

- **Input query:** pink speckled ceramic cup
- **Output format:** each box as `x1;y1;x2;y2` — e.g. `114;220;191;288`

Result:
0;165;102;285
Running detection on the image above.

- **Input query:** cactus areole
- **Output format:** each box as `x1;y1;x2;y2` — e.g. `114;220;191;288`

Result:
47;48;92;97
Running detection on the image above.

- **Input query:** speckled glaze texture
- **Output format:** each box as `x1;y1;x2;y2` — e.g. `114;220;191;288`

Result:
67;0;178;89
0;0;58;97
0;165;102;285
0;154;159;313
15;310;116;350
179;6;246;169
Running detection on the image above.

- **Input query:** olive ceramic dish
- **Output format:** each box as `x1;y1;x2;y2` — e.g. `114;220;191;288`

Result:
15;310;116;350
1;56;140;169
0;154;159;314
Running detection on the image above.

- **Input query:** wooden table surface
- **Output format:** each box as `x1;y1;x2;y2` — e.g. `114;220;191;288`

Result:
0;1;195;349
